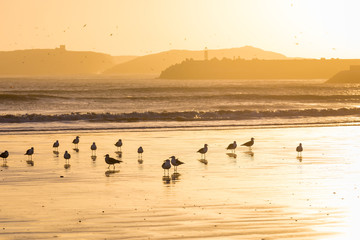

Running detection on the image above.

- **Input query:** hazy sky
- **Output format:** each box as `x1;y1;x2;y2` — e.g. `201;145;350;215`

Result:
1;0;359;58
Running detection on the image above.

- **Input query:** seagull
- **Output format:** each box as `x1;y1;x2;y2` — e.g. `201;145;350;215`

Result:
64;150;71;162
91;142;97;156
170;156;184;172
72;136;80;149
0;150;9;162
53;140;59;151
226;141;237;153
296;143;303;156
104;154;122;169
242;138;254;149
162;159;171;175
24;147;34;160
197;144;208;159
138;146;144;158
115;139;122;151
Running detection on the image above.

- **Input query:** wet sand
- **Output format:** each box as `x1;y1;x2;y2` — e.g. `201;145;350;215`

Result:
1;125;360;239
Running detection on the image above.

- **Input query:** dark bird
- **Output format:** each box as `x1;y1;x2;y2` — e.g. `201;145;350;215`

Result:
0;150;9;161
72;136;80;149
162;159;171;175
115;139;122;151
53;140;59;151
197;144;208;159
91;142;97;156
25;147;34;160
296;143;303;156
226;141;237;153
138;146;144;159
64;151;71;161
170;156;184;172
242;138;254;149
104;154;122;169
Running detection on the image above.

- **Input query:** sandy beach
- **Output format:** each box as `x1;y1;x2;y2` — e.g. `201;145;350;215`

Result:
1;125;360;239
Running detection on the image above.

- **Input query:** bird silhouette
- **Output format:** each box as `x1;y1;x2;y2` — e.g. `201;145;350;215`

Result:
72;136;80;149
296;143;303;157
91;142;97;156
197;144;208;159
104;154;122;169
0;150;9;161
242;138;254;149
115;139;122;151
170;156;184;172
24;147;34;160
137;146;144;159
162;159;171;175
53;140;59;151
226;141;237;153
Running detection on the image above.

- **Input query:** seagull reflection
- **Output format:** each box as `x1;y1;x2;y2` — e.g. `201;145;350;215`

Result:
138;159;143;164
1;162;8;168
64;163;71;169
226;153;237;158
105;170;120;177
198;159;208;165
162;175;171;184
244;150;254;157
53;150;59;156
91;155;97;161
297;156;303;162
116;151;122;158
171;172;181;181
26;160;34;166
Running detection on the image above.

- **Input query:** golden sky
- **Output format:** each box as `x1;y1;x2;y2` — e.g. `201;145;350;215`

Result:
1;0;359;58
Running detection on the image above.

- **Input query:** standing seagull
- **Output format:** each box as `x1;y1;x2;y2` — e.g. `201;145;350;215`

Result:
72;136;80;149
162;159;171;175
170;156;184;172
242;138;254;149
104;154;122;169
24;147;34;160
53;140;59;151
296;143;303;157
226;141;237;153
115;139;122;152
91;142;97;156
0;150;9;162
137;146;144;159
64;150;71;163
197;144;208;159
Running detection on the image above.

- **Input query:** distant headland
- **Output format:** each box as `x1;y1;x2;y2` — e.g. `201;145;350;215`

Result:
159;58;360;80
326;65;360;83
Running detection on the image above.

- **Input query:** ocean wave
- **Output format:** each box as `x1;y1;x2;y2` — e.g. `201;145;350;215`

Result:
1;108;360;123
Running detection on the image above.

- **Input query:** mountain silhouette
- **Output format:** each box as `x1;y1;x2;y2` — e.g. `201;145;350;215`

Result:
103;46;288;75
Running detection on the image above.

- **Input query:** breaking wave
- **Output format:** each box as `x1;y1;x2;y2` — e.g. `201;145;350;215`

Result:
1;107;360;123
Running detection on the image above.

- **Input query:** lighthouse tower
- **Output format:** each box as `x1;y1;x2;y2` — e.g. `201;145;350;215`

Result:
204;47;208;61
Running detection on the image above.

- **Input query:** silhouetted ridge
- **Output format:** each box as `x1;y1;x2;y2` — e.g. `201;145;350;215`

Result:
159;58;360;79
